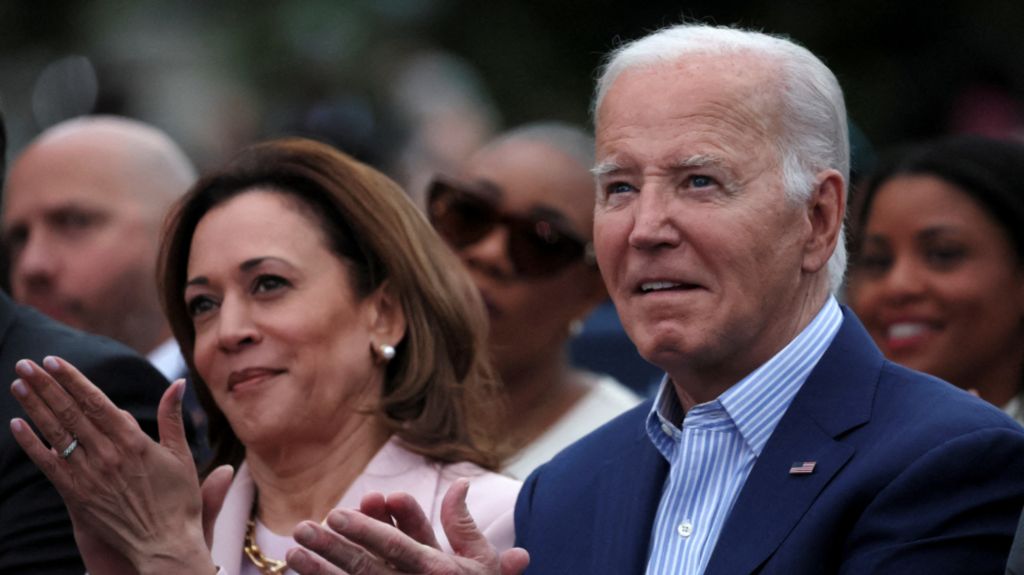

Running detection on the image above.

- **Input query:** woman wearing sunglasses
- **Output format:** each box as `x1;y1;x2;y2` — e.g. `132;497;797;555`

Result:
427;123;641;478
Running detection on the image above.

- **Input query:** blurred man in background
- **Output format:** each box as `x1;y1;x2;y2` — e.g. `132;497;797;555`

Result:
2;115;195;381
0;109;177;574
2;116;207;461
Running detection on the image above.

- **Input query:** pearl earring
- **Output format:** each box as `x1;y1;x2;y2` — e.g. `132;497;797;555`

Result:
379;343;396;362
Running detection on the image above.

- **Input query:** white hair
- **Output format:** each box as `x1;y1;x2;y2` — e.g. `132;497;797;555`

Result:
593;24;849;293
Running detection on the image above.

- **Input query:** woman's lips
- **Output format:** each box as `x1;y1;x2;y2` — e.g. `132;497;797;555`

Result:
227;368;284;392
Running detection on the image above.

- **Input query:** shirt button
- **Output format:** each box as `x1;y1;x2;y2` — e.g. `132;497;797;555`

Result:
661;423;673;437
677;521;693;538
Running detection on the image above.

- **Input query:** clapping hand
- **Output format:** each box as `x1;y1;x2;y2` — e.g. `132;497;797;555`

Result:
8;356;220;575
287;478;530;575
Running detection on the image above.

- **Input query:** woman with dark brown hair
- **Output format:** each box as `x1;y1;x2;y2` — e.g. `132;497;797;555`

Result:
9;138;519;574
848;135;1024;424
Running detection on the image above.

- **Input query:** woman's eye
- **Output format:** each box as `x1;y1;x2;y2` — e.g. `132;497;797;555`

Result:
186;296;217;318
924;246;966;270
854;250;892;276
253;274;290;293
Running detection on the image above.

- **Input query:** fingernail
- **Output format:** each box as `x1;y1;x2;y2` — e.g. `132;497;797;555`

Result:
328;510;348;530
11;380;28;397
10;419;25;432
286;548;308;564
15;360;33;377
175;379;186;402
42;356;60;372
294;522;316;543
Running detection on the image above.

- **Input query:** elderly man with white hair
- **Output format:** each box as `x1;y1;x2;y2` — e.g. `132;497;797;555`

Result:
281;23;1024;575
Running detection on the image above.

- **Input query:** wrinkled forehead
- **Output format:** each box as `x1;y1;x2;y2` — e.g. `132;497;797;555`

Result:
594;59;785;175
596;53;782;136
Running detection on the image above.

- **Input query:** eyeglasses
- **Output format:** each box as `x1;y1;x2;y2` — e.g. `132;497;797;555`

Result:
426;177;596;278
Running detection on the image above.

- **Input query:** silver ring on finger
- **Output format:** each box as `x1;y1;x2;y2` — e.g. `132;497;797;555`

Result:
60;436;80;460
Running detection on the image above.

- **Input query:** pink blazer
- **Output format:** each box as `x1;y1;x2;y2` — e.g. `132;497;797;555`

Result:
211;437;520;574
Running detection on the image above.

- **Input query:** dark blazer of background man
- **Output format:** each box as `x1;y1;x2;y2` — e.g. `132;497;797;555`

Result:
0;112;173;574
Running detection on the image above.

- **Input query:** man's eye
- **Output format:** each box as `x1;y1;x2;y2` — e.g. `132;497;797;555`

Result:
689;175;714;188
606;182;636;195
2;227;28;253
53;211;95;230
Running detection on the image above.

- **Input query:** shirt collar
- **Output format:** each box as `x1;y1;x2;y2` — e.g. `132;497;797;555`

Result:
147;338;188;382
646;296;843;459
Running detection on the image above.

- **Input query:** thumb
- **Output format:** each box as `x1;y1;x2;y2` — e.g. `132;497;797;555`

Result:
157;379;191;463
201;464;234;549
439;478;491;560
499;548;531;575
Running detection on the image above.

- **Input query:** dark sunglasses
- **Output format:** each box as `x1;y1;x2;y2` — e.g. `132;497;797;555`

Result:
426;177;596;278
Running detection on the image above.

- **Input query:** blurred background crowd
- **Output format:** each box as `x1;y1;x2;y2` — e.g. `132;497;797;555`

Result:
2;6;1023;571
2;0;1024;401
2;0;1023;186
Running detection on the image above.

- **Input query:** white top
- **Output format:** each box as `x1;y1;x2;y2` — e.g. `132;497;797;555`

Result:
146;337;187;382
1004;393;1024;427
504;375;642;479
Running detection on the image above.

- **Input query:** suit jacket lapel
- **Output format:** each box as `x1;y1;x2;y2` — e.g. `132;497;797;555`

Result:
593;409;669;573
705;308;882;575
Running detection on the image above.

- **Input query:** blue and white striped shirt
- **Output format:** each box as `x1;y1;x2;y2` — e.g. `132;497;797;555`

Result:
643;297;843;575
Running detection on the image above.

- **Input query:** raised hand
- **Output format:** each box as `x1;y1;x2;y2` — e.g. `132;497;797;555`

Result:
8;356;216;575
287;478;529;575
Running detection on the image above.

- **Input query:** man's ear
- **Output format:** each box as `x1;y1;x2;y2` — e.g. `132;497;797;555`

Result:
802;169;846;275
366;280;407;349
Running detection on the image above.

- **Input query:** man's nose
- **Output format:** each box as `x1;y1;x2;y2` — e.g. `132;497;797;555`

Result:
628;186;681;250
13;229;60;286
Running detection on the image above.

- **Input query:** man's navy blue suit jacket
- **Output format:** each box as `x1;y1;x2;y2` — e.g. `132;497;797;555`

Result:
515;308;1024;574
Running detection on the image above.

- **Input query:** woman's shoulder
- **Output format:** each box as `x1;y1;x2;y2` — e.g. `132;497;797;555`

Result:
382;438;520;525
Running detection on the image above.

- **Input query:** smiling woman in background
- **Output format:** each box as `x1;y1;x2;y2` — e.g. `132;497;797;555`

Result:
847;135;1024;424
9;138;520;574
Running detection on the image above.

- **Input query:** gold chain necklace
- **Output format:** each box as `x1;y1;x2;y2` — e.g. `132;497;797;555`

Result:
244;498;288;575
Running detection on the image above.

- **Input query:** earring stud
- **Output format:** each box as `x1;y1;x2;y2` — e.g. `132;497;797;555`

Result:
379;344;396;362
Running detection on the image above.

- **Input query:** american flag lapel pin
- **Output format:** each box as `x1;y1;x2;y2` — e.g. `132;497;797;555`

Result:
789;461;816;475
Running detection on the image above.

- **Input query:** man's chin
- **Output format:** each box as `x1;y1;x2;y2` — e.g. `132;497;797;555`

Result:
22;300;81;328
